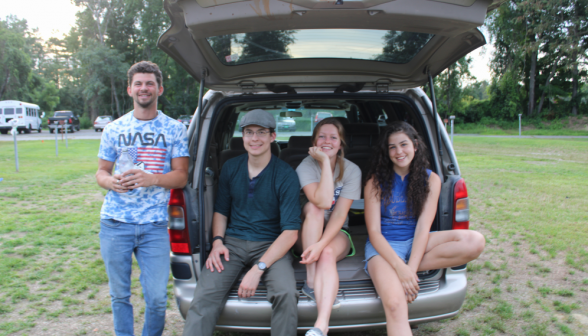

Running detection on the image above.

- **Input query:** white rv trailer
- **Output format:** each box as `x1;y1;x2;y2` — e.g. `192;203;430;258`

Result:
0;100;43;134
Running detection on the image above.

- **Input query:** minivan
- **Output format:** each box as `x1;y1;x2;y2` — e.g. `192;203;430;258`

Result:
159;0;500;332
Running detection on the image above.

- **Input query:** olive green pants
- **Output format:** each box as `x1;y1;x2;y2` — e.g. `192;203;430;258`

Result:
182;236;299;336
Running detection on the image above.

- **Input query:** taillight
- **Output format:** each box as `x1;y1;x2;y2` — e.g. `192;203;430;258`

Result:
452;178;470;230
168;189;191;254
69;118;72;124
94;121;98;124
314;114;318;122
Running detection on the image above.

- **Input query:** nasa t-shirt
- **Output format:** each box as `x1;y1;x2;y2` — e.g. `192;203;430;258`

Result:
98;111;189;224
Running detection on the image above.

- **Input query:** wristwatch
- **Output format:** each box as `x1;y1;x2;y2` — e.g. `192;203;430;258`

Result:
212;236;224;244
256;261;267;272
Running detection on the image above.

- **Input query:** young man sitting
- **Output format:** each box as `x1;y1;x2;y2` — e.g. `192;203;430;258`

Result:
182;109;301;336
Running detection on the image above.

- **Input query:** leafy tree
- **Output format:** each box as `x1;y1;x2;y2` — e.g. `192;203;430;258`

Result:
0;16;32;100
435;57;474;119
487;0;587;118
31;80;60;112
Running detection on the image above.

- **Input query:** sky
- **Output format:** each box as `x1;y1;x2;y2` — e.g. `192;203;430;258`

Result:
1;0;493;82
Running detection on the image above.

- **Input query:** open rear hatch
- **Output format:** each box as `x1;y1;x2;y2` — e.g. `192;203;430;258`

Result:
158;0;500;92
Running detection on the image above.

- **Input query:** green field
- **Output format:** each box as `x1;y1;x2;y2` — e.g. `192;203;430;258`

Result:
0;137;587;335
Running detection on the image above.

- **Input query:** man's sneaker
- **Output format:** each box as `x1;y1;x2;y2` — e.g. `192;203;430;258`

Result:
305;327;327;336
301;282;341;309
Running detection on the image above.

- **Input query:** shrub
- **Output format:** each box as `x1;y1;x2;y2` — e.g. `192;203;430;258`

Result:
79;116;93;129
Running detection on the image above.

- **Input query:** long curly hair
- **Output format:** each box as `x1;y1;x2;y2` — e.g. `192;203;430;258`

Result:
365;121;430;217
312;118;347;183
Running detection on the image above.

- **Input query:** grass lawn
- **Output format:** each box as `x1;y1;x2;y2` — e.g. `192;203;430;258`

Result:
1;137;587;335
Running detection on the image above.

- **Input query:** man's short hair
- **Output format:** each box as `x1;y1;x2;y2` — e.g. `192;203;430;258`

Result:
127;61;163;87
241;127;276;134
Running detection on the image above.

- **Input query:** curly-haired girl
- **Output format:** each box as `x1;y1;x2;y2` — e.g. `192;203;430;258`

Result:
364;121;485;335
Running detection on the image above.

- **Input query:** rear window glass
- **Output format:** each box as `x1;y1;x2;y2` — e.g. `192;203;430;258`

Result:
207;29;434;66
234;108;348;141
96;116;112;121
54;112;71;117
4;108;14;115
16;108;22;114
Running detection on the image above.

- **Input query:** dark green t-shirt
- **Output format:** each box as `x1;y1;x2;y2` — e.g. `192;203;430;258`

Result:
214;154;302;241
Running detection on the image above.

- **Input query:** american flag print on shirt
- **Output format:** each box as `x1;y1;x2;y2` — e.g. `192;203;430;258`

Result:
118;146;167;174
136;147;167;174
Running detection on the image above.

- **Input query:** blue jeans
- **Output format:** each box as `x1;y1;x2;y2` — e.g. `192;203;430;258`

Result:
99;218;170;336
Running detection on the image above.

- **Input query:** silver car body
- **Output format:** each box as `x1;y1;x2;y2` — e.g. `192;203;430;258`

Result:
277;117;296;131
94;115;113;131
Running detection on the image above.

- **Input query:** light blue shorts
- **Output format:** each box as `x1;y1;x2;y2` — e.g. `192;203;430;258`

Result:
364;238;414;275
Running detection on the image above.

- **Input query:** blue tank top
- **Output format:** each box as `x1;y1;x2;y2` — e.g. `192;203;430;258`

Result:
375;169;432;242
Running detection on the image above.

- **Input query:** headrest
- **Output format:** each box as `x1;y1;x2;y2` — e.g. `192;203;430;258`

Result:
343;123;380;135
288;136;312;149
229;137;245;150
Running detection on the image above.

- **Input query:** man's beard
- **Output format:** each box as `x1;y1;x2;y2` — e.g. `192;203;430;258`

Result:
136;96;156;109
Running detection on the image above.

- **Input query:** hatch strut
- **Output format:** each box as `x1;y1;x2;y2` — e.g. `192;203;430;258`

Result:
192;68;207;160
195;69;207;270
428;70;444;231
427;71;443;166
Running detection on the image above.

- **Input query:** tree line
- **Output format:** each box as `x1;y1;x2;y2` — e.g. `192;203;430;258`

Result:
433;0;587;124
0;0;198;123
0;0;586;124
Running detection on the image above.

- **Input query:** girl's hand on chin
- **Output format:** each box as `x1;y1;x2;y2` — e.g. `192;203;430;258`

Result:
309;147;329;163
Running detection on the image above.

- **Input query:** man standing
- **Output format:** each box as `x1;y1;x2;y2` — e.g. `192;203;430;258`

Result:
96;61;189;336
182;109;301;336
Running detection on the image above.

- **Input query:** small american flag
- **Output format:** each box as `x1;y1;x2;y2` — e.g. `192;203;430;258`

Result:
120;147;167;174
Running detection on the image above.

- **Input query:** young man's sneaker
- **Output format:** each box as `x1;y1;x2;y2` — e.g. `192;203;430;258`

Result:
301;282;341;309
305;327;327;336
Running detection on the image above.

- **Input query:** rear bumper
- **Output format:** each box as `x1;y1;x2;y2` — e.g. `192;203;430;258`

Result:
48;124;75;129
171;254;467;331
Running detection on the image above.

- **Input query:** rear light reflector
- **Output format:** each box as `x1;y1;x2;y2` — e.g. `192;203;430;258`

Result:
452;178;470;230
169;205;185;229
168;189;191;255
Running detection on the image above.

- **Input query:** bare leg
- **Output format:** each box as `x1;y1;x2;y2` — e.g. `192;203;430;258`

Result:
418;230;485;272
313;232;350;335
295;202;324;288
368;256;412;336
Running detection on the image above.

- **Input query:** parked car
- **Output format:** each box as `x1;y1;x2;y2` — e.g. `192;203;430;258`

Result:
277;116;297;132
94;115;113;132
177;115;192;127
313;112;333;128
48;111;80;133
159;0;497;332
